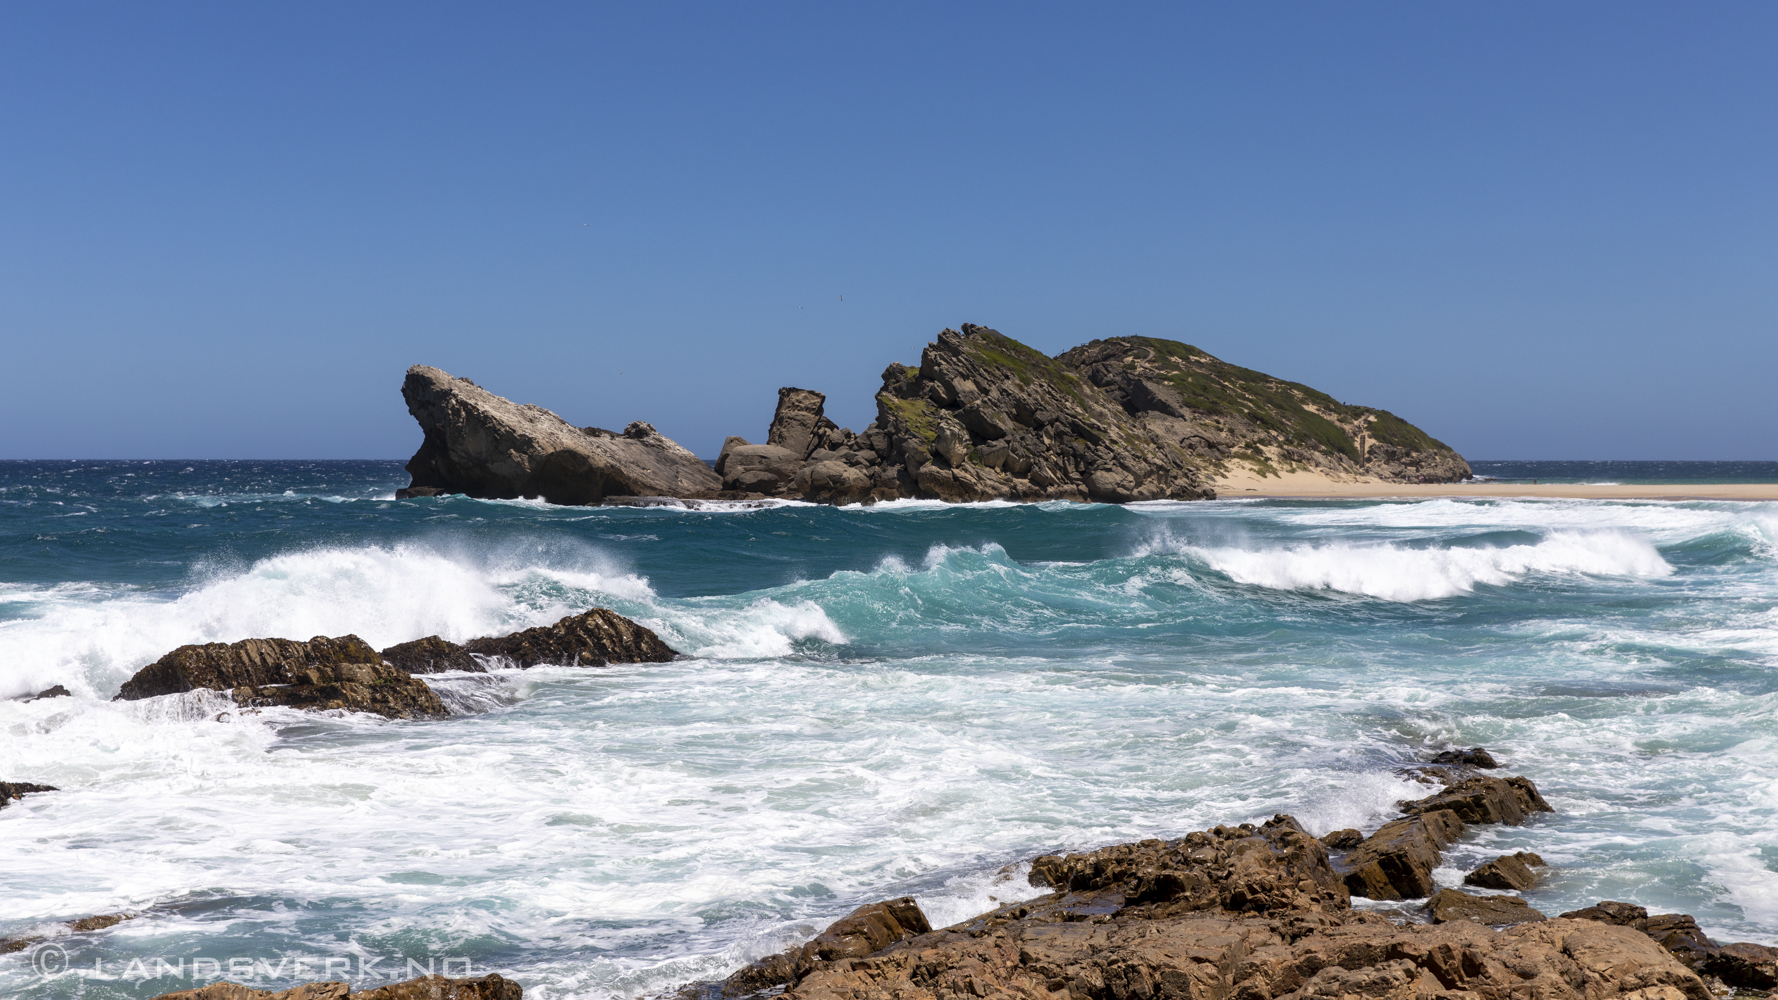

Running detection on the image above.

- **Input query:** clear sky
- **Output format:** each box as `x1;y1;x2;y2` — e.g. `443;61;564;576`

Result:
2;3;1773;461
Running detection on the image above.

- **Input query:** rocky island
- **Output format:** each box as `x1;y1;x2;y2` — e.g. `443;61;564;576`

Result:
396;324;1469;506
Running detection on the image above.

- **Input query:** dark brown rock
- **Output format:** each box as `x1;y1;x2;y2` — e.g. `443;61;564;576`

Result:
379;636;482;674
1425;887;1547;926
21;684;71;701
1340;810;1465;900
115;635;445;720
394;486;449;499
1560;900;1650;932
463;608;678;668
1647;913;1720;967
400;364;718;504
1704;941;1778;990
118;635;382;699
1399;774;1553;826
0;911;133;954
1430;746;1499;768
149;972;521;999
229;660;446;720
1463;851;1546;891
1;781;57;807
1319;828;1363;849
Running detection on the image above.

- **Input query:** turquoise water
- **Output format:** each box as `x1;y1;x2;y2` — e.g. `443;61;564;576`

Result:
2;461;1775;999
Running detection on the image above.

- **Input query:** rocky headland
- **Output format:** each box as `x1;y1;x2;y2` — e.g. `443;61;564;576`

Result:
395;324;1470;506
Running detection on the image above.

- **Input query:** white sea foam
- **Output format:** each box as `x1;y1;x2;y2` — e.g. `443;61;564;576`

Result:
1132;530;1672;601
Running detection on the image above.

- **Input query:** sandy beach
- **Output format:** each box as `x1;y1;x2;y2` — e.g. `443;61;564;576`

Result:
1211;469;1778;501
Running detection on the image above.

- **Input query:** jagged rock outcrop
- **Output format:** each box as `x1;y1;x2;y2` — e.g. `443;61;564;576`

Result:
407;323;1466;508
150;972;522;999
114;635;446;720
398;365;719;503
691;813;1707;1000
461;608;678;668
380;635;483;674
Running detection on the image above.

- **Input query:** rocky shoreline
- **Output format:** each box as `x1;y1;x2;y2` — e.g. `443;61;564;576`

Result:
396;324;1471;507
7;740;1773;1000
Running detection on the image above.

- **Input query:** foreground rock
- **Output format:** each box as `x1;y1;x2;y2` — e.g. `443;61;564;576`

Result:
115;635;446;719
399;365;720;503
1563;903;1778;991
150;972;521;999
402;324;1470;506
691;814;1706;1000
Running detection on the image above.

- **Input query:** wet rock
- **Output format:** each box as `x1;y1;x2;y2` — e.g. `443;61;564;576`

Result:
1463;851;1547;891
1399;774;1553;825
0;911;133;955
394;486;449;499
380;636;482;674
462;608;678;668
1340;810;1465;900
1426;887;1547;926
399;364;718;504
149;972;522;999
115;635;446;720
0;781;57;808
20;684;71;701
1430;746;1499;768
1319;828;1363;849
1560;900;1650;932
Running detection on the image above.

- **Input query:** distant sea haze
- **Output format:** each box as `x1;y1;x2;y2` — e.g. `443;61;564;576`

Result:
1;460;1775;999
1469;460;1778;484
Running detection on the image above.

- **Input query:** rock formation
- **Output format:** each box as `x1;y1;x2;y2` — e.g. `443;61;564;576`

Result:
149;972;522;999
111;609;677;718
691;812;1711;1000
398;324;1469;507
115;635;446;720
1562;903;1778;991
0;781;57;809
460;607;677;667
1463;851;1546;891
398;365;720;504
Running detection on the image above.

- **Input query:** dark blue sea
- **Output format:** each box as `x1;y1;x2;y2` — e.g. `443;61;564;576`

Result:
2;460;1775;998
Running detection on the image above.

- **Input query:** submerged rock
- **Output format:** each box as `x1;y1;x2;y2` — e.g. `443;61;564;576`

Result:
150;972;522;999
461;608;678;668
1429;746;1499;768
115;635;446;720
0;911;132;955
399;364;719;504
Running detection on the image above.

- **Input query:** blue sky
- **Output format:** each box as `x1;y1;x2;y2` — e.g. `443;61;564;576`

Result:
2;3;1773;460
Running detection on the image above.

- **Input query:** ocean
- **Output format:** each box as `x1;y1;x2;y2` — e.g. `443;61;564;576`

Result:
2;460;1775;999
